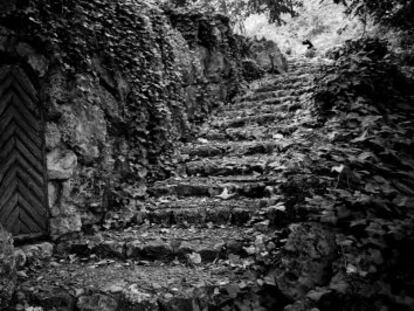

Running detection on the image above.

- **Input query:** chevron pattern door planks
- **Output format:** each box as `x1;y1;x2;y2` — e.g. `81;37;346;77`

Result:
0;65;49;239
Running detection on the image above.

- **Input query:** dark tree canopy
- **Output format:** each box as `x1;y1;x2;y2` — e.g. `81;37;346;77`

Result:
172;0;414;29
246;0;303;24
171;0;303;25
332;0;414;29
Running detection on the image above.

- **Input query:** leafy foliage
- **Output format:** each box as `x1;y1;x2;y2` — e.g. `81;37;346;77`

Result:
171;0;303;25
333;0;414;29
247;0;303;24
0;0;193;204
0;0;246;213
307;42;414;308
314;38;412;120
173;0;414;30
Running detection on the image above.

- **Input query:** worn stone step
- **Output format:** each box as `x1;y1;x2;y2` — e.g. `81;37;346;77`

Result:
145;197;285;227
233;91;314;111
210;113;283;129
180;140;281;158
226;98;303;112
250;77;314;93
223;102;303;118
234;93;311;110
288;64;320;72
254;76;314;93
288;59;323;67
238;96;287;107
239;85;313;103
284;67;320;78
266;69;315;81
185;155;281;177
218;105;299;120
149;176;278;198
18;260;261;311
200;122;306;142
59;227;255;263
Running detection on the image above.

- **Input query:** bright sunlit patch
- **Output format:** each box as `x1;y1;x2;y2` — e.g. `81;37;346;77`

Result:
239;0;365;56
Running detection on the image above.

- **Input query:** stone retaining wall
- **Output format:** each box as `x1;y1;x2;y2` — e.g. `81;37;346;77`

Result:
0;1;286;240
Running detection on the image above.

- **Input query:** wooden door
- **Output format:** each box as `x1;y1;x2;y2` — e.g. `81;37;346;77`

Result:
0;65;49;239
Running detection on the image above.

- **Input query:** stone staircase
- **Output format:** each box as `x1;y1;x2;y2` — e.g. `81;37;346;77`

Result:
15;58;326;311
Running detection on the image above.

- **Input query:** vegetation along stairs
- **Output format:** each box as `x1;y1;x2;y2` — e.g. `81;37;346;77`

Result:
15;58;328;311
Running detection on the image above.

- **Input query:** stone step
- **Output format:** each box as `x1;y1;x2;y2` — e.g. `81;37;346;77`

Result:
239;85;313;102
145;197;286;227
59;226;255;263
238;95;289;107
289;68;320;77
288;63;321;71
287;64;321;74
254;75;314;93
226;98;303;112
248;76;313;93
18;260;263;311
209;113;283;129
200;122;306;142
218;103;301;119
148;176;278;198
234;92;312;110
184;154;280;177
288;59;323;67
279;68;318;77
179;140;281;158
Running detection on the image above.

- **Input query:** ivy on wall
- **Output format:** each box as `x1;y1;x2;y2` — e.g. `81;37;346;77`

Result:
0;0;244;213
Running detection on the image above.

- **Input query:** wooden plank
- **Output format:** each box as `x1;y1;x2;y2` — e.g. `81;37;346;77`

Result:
0;187;17;223
13;95;40;132
0;191;17;222
0;130;15;161
6;209;20;235
0;89;13;116
16;137;43;165
18;198;47;231
0;154;16;185
16;123;42;152
16;168;45;203
16;144;44;176
19;192;47;219
0;105;14;133
12;67;38;102
0;66;11;81
0;76;13;99
11;83;39;117
0;165;16;198
17;181;45;216
16;154;44;186
18;216;33;235
10;85;39;117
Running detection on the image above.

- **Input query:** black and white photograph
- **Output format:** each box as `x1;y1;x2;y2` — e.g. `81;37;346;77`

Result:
0;0;413;310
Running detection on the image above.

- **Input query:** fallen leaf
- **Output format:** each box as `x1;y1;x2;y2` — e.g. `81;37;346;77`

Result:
16;271;28;278
216;188;236;200
187;252;202;265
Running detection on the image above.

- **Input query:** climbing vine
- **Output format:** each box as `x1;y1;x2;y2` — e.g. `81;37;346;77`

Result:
314;38;412;121
1;0;245;211
1;0;188;201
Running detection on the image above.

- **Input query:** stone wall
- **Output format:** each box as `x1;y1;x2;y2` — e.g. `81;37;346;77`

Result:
166;9;244;123
0;1;277;240
0;224;15;309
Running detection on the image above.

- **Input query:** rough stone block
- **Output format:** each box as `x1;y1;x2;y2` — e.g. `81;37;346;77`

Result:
47;149;78;180
77;294;118;311
50;214;82;239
